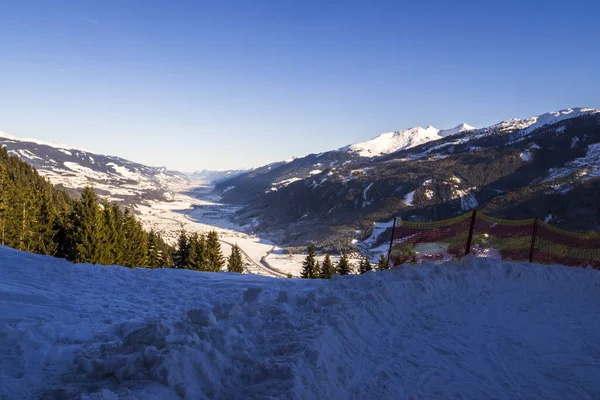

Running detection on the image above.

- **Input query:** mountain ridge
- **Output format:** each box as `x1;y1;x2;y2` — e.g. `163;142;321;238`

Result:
215;107;600;251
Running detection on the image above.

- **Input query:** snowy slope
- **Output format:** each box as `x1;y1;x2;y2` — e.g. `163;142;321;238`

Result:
346;123;475;157
0;131;190;204
188;169;248;184
491;107;600;134
2;246;600;399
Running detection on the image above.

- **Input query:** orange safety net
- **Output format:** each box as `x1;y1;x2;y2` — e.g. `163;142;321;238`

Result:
388;211;600;270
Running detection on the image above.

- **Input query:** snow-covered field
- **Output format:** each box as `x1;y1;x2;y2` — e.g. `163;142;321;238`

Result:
133;184;350;277
2;246;600;399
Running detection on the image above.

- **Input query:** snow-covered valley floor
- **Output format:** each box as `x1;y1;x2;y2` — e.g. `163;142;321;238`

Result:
2;246;600;399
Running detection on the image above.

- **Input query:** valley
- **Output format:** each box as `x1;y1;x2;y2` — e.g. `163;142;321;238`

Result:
2;107;600;277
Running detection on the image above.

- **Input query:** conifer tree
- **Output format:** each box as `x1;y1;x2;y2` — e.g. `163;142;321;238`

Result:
206;230;224;272
97;199;117;265
173;229;190;268
122;209;148;268
378;254;389;270
359;257;373;274
336;252;351;275
34;186;58;255
301;243;317;279
187;232;200;269
227;244;244;273
320;254;335;279
110;203;126;265
0;149;173;268
69;186;103;263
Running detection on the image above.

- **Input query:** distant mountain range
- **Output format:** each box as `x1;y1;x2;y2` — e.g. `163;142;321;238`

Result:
3;107;600;253
0;131;189;205
188;169;248;184
214;108;600;252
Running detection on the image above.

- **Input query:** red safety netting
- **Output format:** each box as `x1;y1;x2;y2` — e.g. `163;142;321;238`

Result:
388;211;600;270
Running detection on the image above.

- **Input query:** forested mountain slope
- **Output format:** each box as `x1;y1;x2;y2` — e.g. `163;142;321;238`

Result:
216;109;600;251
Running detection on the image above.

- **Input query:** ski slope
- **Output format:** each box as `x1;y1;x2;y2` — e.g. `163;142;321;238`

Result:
1;246;600;399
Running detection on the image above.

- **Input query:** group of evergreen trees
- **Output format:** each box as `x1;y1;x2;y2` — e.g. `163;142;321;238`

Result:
300;244;389;279
62;187;173;268
0;147;173;267
173;230;246;273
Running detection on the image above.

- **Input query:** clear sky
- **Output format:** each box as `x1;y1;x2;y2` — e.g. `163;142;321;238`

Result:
1;0;599;171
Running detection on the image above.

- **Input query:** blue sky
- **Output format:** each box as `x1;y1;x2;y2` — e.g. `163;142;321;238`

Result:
1;0;599;171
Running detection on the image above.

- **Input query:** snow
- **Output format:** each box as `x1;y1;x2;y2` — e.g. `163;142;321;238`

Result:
106;162;141;181
309;169;322;175
543;143;600;182
0;130;87;151
2;247;600;399
438;123;476;137
520;150;532;162
460;192;479;210
497;108;600;141
362;182;374;204
404;190;415;206
346;123;475;158
273;177;302;187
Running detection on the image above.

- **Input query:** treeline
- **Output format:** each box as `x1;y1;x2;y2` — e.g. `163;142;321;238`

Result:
0;147;247;272
173;230;244;273
0;146;172;267
300;244;389;279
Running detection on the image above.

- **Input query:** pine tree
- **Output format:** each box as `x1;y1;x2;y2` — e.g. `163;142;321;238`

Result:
0;148;173;268
173;229;190;268
301;243;317;279
187;232;200;269
122;209;148;268
359;257;373;274
206;230;224;272
97;199;117;265
69;186;103;263
336;252;351;275
227;244;244;273
110;203;126;265
378;254;389;270
33;185;58;255
320;254;335;279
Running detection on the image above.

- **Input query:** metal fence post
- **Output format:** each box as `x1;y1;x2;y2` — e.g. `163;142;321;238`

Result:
529;217;539;263
386;217;397;268
465;210;477;256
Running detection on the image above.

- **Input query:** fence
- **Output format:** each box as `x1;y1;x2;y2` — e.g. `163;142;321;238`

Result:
387;211;600;270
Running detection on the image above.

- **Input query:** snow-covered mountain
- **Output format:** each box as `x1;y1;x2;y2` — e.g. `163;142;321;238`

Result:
215;107;600;249
188;169;248;184
0;131;190;204
345;123;476;157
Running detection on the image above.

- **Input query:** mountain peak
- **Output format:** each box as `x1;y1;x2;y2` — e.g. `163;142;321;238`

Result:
346;123;475;158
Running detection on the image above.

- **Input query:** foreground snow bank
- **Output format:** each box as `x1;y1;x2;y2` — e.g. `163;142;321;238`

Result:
1;247;600;399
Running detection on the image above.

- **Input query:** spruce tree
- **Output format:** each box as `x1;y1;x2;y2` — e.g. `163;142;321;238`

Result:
122;209;148;268
97;199;117;265
336;252;351;275
227;244;244;273
173;229;190;268
378;254;389;270
187;232;200;269
301;243;317;279
359;257;373;274
110;203;126;265
320;254;335;279
206;230;224;272
69;186;103;263
0;148;173;268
